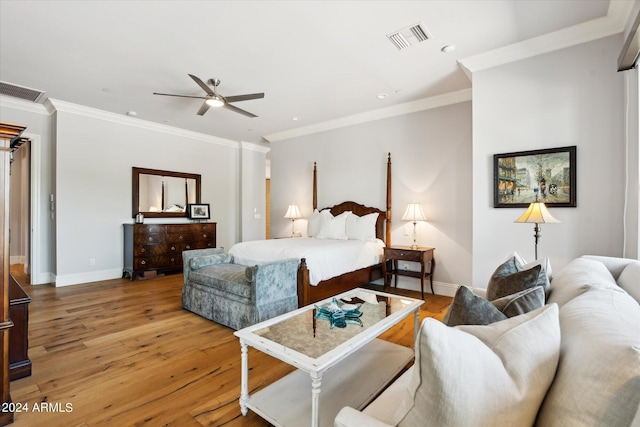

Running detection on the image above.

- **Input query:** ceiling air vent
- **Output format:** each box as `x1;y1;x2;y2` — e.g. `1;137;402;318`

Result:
0;81;46;103
387;22;432;51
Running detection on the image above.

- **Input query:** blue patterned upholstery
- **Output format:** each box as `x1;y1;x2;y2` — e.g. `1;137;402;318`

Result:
181;248;299;330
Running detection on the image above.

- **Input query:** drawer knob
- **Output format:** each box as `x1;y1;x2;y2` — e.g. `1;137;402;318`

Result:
141;260;146;265
171;246;176;251
141;248;145;253
186;245;191;249
148;237;153;242
203;234;207;238
179;235;184;240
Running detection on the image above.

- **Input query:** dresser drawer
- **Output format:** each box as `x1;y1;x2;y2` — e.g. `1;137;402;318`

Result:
185;240;216;250
134;233;166;245
134;256;169;270
135;244;168;256
167;232;195;243
134;224;166;235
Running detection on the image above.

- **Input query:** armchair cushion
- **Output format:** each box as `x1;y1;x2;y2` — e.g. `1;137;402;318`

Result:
189;253;232;270
398;304;560;427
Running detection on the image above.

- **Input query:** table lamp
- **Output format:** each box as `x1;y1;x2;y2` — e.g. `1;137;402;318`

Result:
402;202;427;249
284;204;302;237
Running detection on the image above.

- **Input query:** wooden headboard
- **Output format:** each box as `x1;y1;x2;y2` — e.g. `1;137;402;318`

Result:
312;153;392;246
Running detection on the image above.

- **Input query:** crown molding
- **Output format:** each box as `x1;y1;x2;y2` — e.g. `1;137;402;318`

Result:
264;88;472;142
240;141;270;153
47;99;240;148
0;95;50;115
458;1;634;78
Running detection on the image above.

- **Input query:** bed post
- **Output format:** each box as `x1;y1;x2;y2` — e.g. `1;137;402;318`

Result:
297;258;310;307
313;161;317;211
386;152;392;247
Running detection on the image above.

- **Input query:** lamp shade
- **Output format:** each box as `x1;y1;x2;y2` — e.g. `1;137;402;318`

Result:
514;202;560;224
284;204;302;219
402;203;427;222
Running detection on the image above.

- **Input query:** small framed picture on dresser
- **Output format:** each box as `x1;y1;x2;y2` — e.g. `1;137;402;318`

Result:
188;203;210;220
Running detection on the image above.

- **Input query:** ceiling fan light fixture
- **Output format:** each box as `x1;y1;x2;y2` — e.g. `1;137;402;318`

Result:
206;96;225;107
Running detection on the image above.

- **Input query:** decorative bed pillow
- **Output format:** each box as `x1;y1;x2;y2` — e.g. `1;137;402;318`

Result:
345;212;379;241
316;211;350;240
189;253;231;270
486;263;542;301
398;304;560;427
307;209;325;237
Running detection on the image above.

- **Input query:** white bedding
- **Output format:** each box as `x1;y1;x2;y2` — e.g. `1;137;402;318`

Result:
228;237;385;285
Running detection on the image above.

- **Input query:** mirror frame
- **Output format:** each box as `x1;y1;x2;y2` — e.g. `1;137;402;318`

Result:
132;167;202;218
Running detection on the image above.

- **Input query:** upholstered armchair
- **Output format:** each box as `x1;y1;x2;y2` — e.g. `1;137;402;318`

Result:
182;248;299;330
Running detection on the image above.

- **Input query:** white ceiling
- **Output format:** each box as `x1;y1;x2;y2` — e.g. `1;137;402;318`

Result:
0;0;624;144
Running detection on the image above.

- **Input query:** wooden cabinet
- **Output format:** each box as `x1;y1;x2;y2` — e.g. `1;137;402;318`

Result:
1;121;27;426
8;276;30;381
123;223;216;280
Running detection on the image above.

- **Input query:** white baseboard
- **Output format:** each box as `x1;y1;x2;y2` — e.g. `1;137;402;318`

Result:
371;277;459;297
55;268;123;287
9;255;26;265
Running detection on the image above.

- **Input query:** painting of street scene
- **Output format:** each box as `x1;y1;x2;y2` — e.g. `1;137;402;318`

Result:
494;146;576;208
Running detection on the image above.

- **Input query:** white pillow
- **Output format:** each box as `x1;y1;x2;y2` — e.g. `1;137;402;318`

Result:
316;211;350;240
306;209;324;237
397;304;560;427
617;261;640;304
345;212;379;241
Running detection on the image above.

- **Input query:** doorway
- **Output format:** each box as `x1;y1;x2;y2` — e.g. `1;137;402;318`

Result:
9;138;31;283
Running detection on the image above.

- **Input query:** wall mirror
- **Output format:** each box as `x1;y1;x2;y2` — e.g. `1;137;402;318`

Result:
132;167;201;218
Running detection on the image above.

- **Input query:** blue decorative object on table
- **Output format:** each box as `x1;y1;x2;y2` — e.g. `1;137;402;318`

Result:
315;298;363;328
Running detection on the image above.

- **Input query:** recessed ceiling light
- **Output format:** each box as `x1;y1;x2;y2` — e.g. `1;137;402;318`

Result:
441;45;456;53
377;93;388;99
292;117;300;121
126;111;137;117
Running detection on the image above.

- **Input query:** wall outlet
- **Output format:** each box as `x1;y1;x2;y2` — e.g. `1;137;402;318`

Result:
89;258;96;266
403;263;409;271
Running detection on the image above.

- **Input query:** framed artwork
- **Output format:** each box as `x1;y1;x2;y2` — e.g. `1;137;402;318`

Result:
188;203;210;220
494;146;576;208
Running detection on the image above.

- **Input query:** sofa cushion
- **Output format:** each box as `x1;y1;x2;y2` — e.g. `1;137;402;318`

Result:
617;261;640;304
535;286;640;427
398;304;560;427
443;286;506;326
486;264;542;301
188;263;252;299
188;253;231;270
491;286;545;318
547;258;620;307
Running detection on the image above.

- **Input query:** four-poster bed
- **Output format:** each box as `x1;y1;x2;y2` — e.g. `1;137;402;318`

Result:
229;153;393;307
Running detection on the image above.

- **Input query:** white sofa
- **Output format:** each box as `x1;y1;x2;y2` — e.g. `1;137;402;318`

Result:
335;255;640;427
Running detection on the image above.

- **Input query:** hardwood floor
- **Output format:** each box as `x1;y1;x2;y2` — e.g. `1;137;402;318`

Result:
7;266;451;426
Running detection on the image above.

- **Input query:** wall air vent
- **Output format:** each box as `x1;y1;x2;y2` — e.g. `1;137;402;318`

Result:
387;22;432;51
0;81;46;103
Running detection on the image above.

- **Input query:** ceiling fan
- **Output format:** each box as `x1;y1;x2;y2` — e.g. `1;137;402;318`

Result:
153;74;264;118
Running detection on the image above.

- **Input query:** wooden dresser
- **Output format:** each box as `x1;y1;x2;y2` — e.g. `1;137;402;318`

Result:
123;223;216;280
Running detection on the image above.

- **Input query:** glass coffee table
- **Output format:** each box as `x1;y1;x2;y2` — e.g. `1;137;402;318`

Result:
233;287;423;427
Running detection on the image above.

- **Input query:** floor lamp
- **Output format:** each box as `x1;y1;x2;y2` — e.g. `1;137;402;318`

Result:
514;201;560;260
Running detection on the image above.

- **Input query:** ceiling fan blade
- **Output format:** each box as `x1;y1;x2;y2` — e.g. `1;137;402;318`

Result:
188;74;215;96
153;92;207;99
224;93;265;103
196;101;211;116
224;103;257;118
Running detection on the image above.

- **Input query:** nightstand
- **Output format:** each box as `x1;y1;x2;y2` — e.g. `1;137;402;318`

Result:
382;246;435;299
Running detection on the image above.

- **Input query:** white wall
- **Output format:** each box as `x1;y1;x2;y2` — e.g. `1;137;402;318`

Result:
239;142;269;242
270;102;473;292
472;35;628;287
52;102;241;285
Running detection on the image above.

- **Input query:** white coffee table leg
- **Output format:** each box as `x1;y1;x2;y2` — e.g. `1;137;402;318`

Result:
239;340;249;416
414;309;420;343
310;372;322;427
